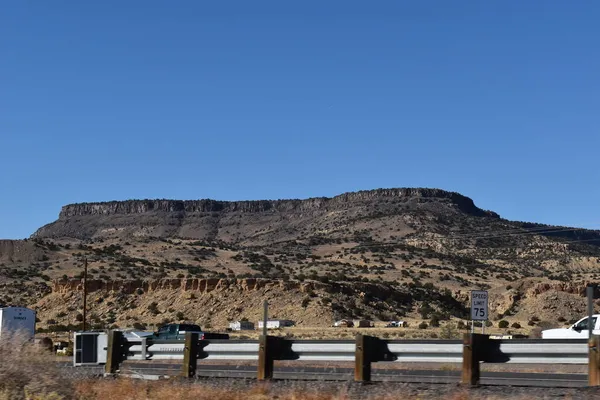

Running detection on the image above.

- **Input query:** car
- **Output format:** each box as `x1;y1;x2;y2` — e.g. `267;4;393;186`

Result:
333;319;354;328
385;321;407;328
154;323;230;340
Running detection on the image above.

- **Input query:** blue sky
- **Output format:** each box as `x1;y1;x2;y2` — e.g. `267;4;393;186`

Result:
1;1;599;239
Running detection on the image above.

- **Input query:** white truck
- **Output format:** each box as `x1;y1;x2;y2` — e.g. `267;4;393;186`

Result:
542;314;600;339
0;307;36;339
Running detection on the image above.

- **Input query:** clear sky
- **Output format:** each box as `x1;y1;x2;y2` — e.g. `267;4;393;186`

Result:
1;1;599;239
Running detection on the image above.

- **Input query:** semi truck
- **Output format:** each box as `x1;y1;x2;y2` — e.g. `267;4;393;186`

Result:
0;307;36;339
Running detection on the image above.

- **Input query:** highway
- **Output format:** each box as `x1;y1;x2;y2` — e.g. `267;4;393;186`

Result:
113;363;588;388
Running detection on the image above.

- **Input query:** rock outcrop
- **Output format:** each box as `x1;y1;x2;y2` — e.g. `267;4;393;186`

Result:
51;278;319;295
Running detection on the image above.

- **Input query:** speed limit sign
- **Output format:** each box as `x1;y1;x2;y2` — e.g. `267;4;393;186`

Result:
470;290;488;321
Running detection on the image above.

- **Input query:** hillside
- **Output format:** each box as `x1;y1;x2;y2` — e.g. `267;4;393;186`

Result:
2;188;600;334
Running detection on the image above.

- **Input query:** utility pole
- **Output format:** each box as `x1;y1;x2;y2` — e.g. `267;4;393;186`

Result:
82;257;88;332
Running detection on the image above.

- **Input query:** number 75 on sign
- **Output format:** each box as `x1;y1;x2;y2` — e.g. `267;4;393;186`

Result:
470;290;488;321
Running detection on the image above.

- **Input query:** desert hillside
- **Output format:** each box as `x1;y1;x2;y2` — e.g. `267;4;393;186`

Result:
1;188;599;334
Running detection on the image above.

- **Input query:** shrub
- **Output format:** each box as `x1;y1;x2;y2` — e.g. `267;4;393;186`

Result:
132;322;146;330
148;302;159;315
0;332;72;399
511;322;522;329
418;322;428;330
498;320;509;328
419;304;433;319
439;323;459;339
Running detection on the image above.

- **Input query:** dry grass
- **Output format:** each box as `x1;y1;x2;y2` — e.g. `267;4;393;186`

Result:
0;331;582;400
0;332;72;400
72;379;536;400
75;380;349;400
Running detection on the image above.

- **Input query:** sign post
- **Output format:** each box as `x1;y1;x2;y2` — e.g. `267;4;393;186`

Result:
471;290;489;334
588;286;595;338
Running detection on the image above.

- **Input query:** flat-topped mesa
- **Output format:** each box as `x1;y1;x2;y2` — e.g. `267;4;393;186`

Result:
32;188;500;240
57;188;497;218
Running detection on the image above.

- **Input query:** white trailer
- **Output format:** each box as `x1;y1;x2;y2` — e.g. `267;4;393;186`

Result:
229;321;255;331
0;307;36;339
257;320;294;329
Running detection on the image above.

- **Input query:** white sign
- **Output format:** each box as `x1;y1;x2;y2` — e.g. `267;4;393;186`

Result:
470;290;488;321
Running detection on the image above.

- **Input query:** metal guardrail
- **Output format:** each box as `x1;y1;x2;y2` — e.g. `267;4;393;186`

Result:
123;337;588;365
494;339;588;364
128;339;260;361
387;340;463;363
96;331;599;387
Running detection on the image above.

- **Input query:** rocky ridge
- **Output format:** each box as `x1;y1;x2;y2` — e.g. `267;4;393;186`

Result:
2;187;600;334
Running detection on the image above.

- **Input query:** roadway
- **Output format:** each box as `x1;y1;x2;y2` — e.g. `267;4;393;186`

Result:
113;363;588;388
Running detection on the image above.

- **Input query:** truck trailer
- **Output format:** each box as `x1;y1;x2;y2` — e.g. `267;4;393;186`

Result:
0;307;36;339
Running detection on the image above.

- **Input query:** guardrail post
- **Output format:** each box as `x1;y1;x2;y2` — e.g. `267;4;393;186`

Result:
589;335;600;386
105;330;125;375
355;334;372;383
182;332;199;378
462;333;480;386
258;335;275;380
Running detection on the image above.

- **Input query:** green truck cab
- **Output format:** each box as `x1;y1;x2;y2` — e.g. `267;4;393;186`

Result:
154;323;229;340
154;323;203;340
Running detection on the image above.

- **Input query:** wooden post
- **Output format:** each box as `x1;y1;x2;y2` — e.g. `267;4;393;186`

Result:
182;332;199;378
262;300;268;337
355;334;372;382
588;286;595;339
462;333;480;386
257;335;274;380
105;330;125;375
589;335;600;386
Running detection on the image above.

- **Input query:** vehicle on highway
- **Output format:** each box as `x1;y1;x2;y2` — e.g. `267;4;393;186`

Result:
333;319;354;327
154;323;229;340
542;314;600;339
385;321;407;328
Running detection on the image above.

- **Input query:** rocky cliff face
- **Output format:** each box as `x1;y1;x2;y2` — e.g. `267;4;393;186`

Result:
51;278;318;295
55;188;497;217
32;188;498;240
